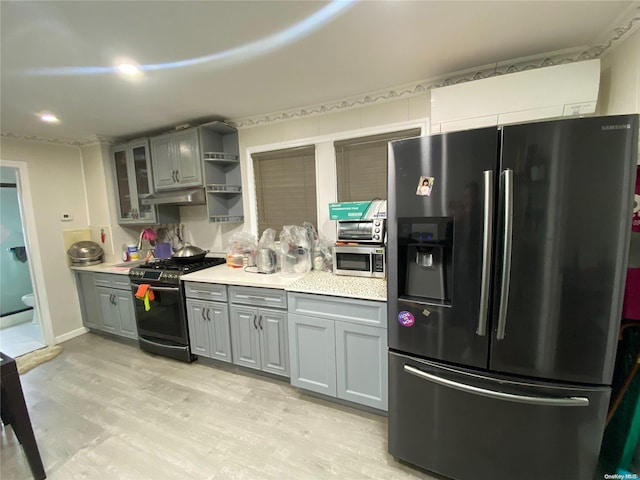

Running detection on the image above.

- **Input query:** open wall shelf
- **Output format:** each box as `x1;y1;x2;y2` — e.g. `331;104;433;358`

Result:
198;121;243;224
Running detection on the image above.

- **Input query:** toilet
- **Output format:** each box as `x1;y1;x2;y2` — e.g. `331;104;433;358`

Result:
21;293;39;325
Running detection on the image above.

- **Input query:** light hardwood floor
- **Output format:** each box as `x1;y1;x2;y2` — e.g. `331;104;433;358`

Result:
1;333;437;480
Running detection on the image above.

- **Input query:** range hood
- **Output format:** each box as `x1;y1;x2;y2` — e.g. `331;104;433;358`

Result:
141;188;206;206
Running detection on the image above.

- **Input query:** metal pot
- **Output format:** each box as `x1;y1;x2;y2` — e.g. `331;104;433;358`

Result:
67;241;104;266
172;242;209;264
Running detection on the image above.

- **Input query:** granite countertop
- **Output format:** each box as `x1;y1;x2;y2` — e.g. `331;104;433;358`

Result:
286;271;387;301
181;264;306;289
69;259;146;275
72;260;388;301
183;265;387;301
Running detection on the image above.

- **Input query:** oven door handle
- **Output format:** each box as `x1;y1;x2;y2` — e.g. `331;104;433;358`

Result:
138;337;188;351
131;284;180;293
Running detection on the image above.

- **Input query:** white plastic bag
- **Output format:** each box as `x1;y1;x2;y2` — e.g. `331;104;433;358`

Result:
226;232;258;268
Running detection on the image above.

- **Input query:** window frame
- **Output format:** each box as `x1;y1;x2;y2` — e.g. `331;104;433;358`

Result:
244;119;428;239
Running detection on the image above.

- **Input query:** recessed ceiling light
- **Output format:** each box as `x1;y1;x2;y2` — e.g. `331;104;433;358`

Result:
117;63;140;76
40;113;59;123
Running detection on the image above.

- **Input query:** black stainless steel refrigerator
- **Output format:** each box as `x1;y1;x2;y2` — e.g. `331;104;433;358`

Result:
387;115;639;480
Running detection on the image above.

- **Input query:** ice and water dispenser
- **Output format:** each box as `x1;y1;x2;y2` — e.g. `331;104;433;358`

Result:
397;218;453;304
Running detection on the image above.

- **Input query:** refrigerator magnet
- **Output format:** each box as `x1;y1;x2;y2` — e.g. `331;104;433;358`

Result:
398;311;415;327
416;176;434;196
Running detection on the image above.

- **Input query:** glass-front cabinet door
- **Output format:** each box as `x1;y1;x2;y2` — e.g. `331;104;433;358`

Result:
129;140;156;223
113;146;133;220
111;140;157;224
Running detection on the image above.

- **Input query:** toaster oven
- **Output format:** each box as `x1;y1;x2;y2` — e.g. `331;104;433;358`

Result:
337;219;386;244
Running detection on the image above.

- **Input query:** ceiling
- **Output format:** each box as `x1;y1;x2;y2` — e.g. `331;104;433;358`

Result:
1;1;638;142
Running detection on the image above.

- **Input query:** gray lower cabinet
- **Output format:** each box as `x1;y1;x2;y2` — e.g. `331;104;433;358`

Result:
75;272;137;340
335;321;387;409
228;285;289;377
288;292;388;411
229;305;289;377
186;298;232;363
75;271;102;330
288;313;337;397
95;286;137;340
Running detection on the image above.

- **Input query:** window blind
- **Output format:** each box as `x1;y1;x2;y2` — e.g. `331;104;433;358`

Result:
335;128;422;202
252;146;317;235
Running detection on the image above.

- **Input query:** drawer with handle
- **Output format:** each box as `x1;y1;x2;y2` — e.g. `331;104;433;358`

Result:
184;282;228;302
229;286;287;310
94;273;130;290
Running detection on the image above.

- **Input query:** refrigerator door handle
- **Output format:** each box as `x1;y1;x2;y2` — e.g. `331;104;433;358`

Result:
477;170;494;336
496;168;514;340
404;365;589;407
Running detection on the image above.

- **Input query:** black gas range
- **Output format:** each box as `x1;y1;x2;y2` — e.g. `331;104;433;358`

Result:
129;257;225;284
129;257;225;362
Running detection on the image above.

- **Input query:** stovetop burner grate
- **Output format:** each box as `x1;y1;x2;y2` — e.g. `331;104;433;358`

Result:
133;257;225;274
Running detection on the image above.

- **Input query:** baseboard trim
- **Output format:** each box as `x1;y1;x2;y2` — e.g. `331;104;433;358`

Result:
55;327;89;344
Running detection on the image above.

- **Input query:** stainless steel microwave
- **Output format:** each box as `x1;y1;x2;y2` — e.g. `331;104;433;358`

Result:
337;219;386;244
333;245;386;278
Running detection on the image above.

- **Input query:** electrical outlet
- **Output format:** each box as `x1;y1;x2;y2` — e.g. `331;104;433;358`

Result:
60;213;73;222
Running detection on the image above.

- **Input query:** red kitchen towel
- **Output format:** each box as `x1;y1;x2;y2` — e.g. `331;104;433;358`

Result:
633;165;639;233
623;268;640;321
135;284;154;300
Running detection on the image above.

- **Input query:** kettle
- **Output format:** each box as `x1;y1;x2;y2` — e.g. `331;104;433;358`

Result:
256;248;276;274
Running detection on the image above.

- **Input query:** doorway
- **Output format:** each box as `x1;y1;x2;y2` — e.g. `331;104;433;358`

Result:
0;163;53;357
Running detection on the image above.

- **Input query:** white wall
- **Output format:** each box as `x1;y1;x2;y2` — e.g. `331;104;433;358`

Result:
232;96;430;247
599;27;640;118
0;138;88;340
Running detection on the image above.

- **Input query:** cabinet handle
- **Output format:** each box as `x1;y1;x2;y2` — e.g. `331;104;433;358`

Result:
258;315;263;330
201;307;206;321
253;314;257;329
190;289;218;296
176;170;180;183
206;308;211;322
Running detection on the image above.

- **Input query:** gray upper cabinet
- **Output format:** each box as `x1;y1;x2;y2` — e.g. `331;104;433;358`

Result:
150;128;202;191
111;139;159;224
288;292;388;411
228;285;289;377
